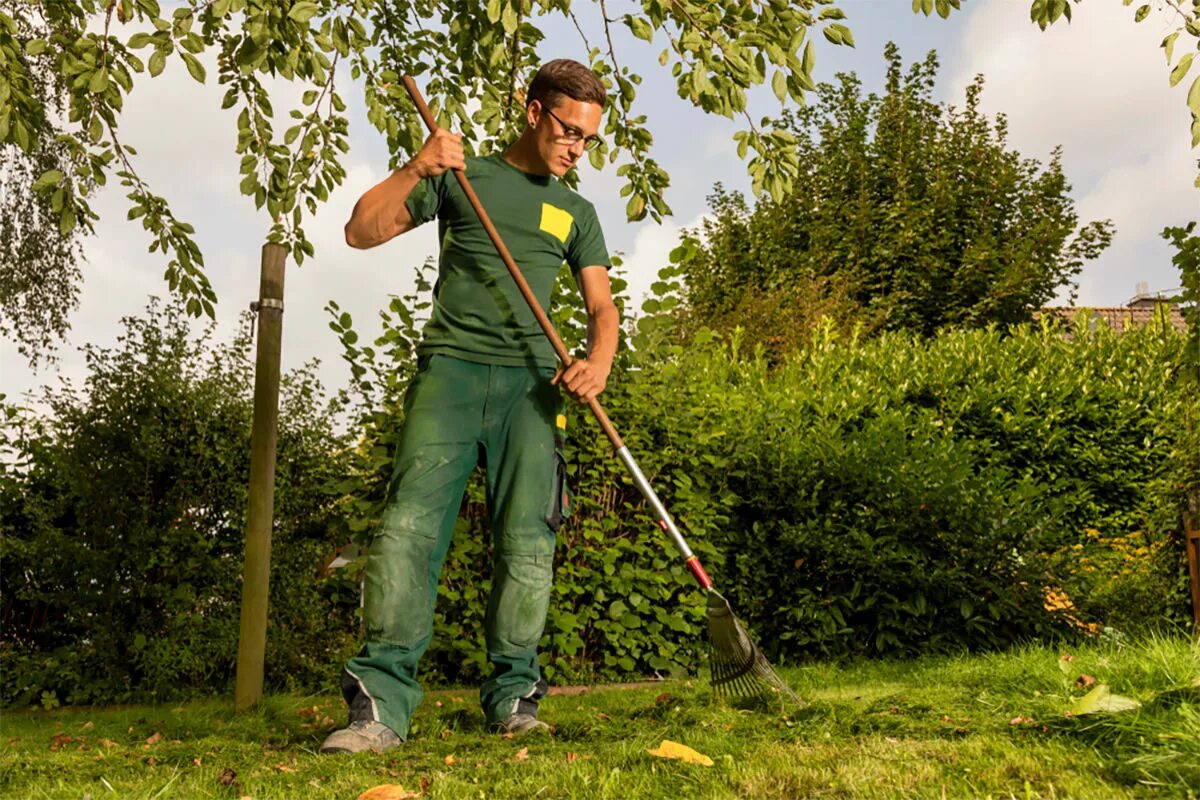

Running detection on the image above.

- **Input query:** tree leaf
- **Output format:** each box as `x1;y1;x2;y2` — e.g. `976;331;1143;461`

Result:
1067;684;1141;715
181;51;206;83
289;1;319;24
149;49;166;77
1170;53;1194;87
646;740;714;766
1133;4;1150;23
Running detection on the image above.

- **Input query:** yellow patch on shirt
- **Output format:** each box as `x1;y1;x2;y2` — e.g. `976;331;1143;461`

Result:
539;203;573;243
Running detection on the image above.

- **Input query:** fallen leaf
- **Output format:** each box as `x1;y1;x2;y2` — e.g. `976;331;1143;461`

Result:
444;754;456;765
511;747;529;763
99;739;119;749
501;732;514;740
146;756;158;766
145;732;162;746
1010;716;1034;726
356;785;419;800
596;712;611;721
1068;684;1141;716
474;762;484;769
1076;674;1097;689
885;737;899;744
218;767;238;786
646;739;714;767
297;706;319;718
192;757;203;767
419;776;432;792
565;752;592;764
654;692;673;705
309;778;322;788
439;729;453;739
82;721;94;730
51;733;73;750
939;715;953;724
1059;654;1074;662
274;764;297;773
451;696;463;704
434;701;444;708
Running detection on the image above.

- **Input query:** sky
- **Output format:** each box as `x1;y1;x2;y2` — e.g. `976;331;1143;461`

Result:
2;0;1196;407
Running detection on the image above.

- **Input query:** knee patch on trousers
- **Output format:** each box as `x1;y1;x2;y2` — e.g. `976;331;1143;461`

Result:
363;526;438;647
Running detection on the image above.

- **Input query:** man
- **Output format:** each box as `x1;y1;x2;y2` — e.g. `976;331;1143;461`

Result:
321;59;618;754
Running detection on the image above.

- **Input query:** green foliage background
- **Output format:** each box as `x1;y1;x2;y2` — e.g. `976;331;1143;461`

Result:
1;279;1194;707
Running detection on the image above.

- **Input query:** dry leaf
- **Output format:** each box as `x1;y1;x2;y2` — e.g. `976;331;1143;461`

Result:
596;712;611;721
356;786;419;800
1010;716;1034;726
451;696;463;704
1059;654;1074;662
146;756;158;766
511;747;529;763
218;768;238;786
297;706;319;718
1076;674;1096;689
439;729;453;739
885;737;899;744
51;733;73;750
654;692;673;705
565;752;592;764
434;701;444;708
646;739;714;767
82;721;94;730
192;757;203;767
444;754;456;765
145;732;162;746
99;739;119;749
274;764;297;773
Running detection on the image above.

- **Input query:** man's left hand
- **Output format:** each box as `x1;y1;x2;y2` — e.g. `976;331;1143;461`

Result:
552;357;611;404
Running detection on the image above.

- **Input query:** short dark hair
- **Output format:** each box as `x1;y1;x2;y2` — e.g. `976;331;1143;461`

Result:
526;59;606;111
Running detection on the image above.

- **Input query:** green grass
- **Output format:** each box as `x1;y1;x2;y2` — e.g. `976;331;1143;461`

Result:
2;636;1197;799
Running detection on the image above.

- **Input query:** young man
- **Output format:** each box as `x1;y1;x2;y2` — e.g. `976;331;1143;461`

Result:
321;59;618;754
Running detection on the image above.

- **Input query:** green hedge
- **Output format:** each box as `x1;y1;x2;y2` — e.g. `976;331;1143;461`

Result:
3;294;1193;706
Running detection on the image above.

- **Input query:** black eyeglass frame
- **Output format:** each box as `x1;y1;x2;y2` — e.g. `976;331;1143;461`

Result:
541;106;604;151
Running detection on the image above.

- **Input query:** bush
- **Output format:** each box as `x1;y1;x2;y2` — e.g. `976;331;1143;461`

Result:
0;300;356;706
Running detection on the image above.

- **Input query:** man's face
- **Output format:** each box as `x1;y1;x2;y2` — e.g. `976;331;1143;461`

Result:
528;97;603;178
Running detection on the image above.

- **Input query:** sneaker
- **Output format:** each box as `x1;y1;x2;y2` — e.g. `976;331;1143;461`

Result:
495;712;551;736
319;720;401;754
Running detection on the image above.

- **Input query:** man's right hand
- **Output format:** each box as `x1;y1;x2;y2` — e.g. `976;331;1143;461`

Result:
410;128;466;179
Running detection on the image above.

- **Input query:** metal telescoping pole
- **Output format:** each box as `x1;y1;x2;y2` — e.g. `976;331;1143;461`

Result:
234;242;287;712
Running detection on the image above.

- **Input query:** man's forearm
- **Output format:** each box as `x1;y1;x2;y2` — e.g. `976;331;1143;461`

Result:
585;301;619;368
344;164;423;249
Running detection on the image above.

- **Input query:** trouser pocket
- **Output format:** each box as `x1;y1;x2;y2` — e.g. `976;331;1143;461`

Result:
544;418;573;532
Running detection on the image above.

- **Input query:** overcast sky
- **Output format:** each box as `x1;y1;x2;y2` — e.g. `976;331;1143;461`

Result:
3;0;1196;406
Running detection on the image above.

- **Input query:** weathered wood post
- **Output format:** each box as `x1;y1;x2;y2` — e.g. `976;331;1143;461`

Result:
234;242;287;711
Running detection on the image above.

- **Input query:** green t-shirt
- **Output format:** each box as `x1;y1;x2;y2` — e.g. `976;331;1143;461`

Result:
405;153;611;368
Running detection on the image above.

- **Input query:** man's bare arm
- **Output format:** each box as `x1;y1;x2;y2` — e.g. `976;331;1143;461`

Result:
344;128;465;250
553;265;618;403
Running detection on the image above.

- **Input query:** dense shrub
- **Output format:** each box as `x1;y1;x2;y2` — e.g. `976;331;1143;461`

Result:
0;300;356;707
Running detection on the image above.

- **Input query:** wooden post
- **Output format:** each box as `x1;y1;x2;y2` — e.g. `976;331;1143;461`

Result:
234;242;287;711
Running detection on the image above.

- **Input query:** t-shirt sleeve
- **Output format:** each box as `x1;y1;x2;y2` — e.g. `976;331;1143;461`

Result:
404;171;447;226
566;200;611;274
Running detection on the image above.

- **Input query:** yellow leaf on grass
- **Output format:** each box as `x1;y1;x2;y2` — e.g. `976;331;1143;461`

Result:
646;739;714;767
356;785;419;800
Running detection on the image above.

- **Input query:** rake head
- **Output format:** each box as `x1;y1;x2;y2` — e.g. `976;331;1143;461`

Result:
706;589;803;708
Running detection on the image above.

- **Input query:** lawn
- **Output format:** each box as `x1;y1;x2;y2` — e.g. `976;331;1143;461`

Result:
2;636;1197;799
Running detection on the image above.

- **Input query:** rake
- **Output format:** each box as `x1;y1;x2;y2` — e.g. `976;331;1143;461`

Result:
402;76;801;708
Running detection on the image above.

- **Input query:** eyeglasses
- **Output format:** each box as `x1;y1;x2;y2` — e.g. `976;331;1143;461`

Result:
542;107;603;151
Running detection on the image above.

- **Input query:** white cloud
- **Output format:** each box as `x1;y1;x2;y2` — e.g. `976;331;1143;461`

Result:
949;0;1197;305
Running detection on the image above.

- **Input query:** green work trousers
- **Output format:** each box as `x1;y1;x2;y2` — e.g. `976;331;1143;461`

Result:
340;354;569;738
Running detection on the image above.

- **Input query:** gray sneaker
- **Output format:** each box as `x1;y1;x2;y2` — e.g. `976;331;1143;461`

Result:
496;712;551;735
319;720;401;754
